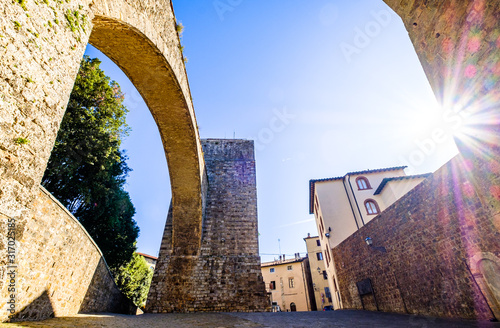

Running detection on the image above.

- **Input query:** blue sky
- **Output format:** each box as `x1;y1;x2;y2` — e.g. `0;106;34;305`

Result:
84;0;459;262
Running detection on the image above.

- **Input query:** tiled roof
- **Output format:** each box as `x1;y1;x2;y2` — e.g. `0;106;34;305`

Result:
137;252;158;260
303;235;319;240
346;166;407;176
261;257;306;267
308;166;408;214
309;177;343;214
373;173;432;195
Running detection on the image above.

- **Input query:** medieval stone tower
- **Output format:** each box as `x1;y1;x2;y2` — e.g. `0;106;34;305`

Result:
146;139;269;312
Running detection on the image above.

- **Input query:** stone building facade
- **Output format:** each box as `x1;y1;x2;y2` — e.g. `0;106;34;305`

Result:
146;139;269;313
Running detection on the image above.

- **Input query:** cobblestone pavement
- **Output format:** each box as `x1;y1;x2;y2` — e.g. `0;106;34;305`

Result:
2;310;500;328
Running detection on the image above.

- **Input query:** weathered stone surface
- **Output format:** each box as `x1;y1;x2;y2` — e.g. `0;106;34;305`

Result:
0;0;205;277
147;139;269;313
0;0;206;320
0;187;134;322
382;0;500;225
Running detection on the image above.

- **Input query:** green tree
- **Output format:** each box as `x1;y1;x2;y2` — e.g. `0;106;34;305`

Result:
42;56;138;270
112;253;153;307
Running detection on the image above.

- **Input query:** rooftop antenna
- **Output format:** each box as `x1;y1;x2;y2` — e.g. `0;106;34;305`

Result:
233;130;235;139
278;238;281;257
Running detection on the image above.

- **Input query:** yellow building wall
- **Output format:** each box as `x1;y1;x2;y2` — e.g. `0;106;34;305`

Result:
261;259;312;312
304;236;334;310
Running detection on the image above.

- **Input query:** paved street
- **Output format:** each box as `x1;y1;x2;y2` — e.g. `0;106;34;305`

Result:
2;310;500;328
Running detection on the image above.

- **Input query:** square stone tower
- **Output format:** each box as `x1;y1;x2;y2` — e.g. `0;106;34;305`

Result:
146;139;269;312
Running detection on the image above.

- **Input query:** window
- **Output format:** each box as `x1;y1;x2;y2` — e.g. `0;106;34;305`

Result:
322;270;328;280
269;281;276;290
319;216;325;236
316;252;323;261
289;277;295;288
356;176;371;190
287;265;292;271
365;199;380;215
316;239;321;247
325;287;332;302
270;268;275;273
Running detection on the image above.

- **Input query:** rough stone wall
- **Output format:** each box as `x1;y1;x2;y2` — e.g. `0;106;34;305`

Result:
381;0;500;231
332;154;500;320
147;139;269;313
0;187;133;322
0;0;94;221
372;2;500;319
0;0;205;320
382;0;500;105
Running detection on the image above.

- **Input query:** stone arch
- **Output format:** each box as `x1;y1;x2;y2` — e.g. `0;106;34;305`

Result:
470;252;500;320
0;0;269;317
0;0;205;255
88;1;207;256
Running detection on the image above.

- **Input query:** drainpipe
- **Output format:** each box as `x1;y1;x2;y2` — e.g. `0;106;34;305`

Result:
347;174;365;226
342;176;359;230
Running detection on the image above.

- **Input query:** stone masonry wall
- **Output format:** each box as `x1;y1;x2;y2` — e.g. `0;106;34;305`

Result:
147;139;269;313
380;0;500;239
332;154;500;320
0;187;134;322
0;0;204;320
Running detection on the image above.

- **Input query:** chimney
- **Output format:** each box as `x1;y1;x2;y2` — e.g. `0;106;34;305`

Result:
279;255;282;262
283;254;286;261
307;233;310;238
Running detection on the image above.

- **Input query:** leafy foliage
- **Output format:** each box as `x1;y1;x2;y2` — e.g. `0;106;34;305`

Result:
42;56;138;270
112;253;153;307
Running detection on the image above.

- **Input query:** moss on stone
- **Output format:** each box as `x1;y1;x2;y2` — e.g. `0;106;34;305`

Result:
14;137;29;145
65;9;87;38
16;0;27;11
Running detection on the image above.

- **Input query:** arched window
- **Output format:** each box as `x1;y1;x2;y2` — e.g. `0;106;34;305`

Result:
356;177;371;190
364;199;380;215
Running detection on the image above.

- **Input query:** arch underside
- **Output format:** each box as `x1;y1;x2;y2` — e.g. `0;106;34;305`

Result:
89;15;204;255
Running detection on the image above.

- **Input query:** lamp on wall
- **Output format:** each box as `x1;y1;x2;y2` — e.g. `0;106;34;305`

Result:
365;237;386;253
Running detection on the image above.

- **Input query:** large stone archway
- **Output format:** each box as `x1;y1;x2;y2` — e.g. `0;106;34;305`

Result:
2;0;499;321
0;0;205;255
0;0;267;320
89;4;207;257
